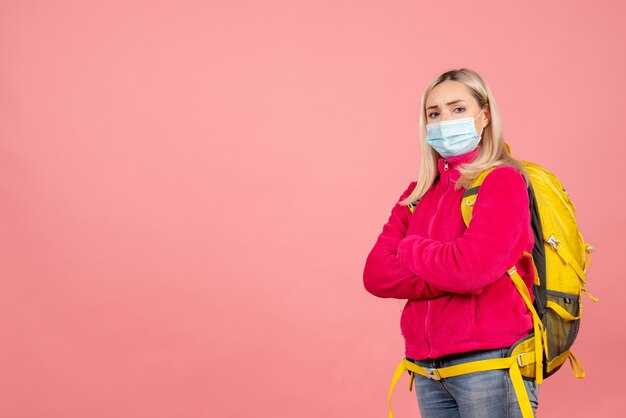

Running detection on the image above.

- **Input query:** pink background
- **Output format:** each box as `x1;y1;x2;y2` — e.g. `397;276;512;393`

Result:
1;1;624;417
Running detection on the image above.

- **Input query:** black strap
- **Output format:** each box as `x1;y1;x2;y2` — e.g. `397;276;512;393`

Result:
528;183;547;318
463;186;480;198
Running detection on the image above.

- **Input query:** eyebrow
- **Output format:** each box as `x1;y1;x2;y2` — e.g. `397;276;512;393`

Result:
426;99;466;111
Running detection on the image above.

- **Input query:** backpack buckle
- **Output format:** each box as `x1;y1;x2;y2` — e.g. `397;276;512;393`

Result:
424;367;441;380
517;353;530;367
546;235;561;251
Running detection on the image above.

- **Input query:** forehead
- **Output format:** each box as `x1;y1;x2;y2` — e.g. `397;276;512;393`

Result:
426;80;474;106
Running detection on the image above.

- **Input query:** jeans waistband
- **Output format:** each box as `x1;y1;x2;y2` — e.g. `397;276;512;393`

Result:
406;347;510;367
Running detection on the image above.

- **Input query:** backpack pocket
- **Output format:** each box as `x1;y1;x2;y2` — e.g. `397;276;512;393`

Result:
545;290;581;362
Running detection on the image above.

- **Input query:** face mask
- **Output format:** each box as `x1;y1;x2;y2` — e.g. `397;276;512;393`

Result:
425;108;486;158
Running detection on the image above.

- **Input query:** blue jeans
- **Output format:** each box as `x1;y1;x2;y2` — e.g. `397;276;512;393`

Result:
408;348;539;418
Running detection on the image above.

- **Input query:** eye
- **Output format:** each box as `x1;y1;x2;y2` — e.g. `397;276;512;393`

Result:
427;111;439;119
453;106;466;113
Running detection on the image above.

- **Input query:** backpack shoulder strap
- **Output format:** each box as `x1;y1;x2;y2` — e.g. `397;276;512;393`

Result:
460;167;496;227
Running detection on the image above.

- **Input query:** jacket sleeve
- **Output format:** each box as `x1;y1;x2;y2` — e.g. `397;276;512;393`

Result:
396;167;530;295
363;182;449;300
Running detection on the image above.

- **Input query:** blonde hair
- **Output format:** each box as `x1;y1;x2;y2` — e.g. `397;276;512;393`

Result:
399;68;528;207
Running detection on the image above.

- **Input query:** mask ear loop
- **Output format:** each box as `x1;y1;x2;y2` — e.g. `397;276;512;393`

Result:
474;106;487;140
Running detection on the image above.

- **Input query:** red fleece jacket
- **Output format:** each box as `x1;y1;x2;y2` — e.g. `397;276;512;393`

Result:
363;149;536;360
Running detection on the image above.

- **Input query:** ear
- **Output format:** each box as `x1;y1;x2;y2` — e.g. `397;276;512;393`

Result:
482;105;491;128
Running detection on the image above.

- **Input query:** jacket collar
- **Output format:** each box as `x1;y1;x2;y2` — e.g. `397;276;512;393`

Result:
437;148;481;181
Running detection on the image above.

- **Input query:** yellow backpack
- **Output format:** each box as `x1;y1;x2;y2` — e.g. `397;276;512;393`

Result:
388;158;597;418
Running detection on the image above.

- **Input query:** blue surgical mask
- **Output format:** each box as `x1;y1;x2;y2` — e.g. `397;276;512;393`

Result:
425;108;486;158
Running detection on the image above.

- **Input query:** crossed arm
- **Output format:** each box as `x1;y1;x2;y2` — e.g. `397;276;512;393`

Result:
364;167;531;298
396;167;531;295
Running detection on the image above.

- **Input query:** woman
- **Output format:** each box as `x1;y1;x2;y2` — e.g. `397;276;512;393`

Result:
363;68;539;417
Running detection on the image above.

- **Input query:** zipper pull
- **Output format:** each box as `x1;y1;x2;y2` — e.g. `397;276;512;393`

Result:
444;161;449;171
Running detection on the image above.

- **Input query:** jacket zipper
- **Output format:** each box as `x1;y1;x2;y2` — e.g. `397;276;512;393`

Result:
424;300;431;356
424;158;451;357
427;159;452;237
